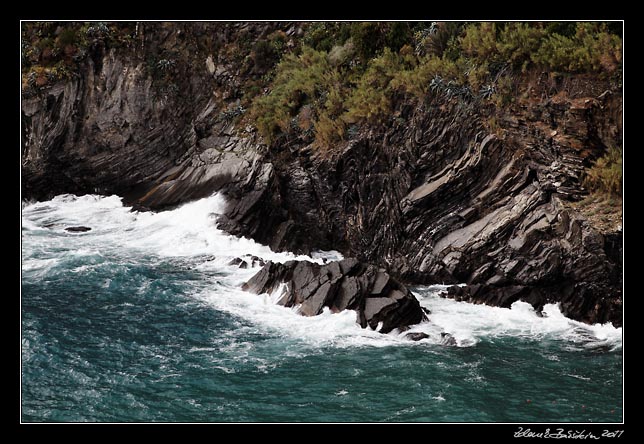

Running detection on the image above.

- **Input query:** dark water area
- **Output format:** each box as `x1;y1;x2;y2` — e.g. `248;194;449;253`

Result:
21;195;623;422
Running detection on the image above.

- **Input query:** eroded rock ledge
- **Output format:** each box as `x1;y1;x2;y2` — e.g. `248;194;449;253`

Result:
242;258;428;333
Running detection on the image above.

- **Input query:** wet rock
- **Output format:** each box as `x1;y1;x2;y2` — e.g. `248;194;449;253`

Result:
65;226;91;232
440;332;457;346
405;332;430;341
228;255;267;269
242;259;427;334
249;256;266;267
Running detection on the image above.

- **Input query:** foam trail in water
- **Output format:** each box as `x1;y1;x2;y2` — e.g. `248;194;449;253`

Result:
407;286;622;350
196;286;401;349
22;194;621;351
196;282;621;351
22;193;342;267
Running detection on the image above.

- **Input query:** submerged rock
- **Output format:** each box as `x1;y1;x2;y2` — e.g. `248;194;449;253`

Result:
242;258;427;333
405;332;430;341
440;332;457;346
65;226;91;232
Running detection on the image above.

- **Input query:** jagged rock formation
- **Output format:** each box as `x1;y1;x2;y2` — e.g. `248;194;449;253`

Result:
228;255;266;269
228;92;622;327
242;258;427;333
21;22;622;327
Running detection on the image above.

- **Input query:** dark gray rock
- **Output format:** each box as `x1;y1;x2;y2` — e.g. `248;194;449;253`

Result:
242;259;427;333
227;257;244;267
228;255;267;269
249;256;266;267
404;332;430;341
440;332;457;346
65;226;91;232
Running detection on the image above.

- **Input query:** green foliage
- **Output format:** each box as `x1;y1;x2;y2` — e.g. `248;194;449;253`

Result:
57;28;79;47
461;22;499;60
416;22;464;58
385;22;412;53
269;30;287;53
545;22;577;38
345;48;402;123
251;47;333;143
251;40;277;73
350;22;383;64
327;39;356;67
460;22;622;74
497;23;545;71
584;146;622;196
302;22;351;52
390;54;459;98
21;21;136;76
533;23;622;72
245;21;623;153
314;110;346;150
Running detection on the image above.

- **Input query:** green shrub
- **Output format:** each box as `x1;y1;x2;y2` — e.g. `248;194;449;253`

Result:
584;146;622;196
459;22;621;74
56;28;79;47
327;39;356;67
460;22;499;61
385;22;413;53
545;22;577;38
345;48;401;123
250;46;334;143
533;23;621;72
251;40;277;73
496;23;544;71
314;112;345;150
390;55;459;98
269;30;287;54
416;22;463;58
250;21;622;151
350;22;383;64
303;22;351;52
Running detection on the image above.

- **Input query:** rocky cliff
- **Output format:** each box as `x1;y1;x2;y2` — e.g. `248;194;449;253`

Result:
22;22;623;327
242;258;428;334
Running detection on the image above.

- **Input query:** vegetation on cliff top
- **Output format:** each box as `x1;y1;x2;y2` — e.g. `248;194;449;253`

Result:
22;21;622;198
21;22;136;90
248;22;622;150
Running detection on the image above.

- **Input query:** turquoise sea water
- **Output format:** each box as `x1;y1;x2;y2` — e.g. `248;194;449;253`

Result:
21;194;623;422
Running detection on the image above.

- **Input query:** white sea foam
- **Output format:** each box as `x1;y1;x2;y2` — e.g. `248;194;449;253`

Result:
22;193;622;351
410;287;623;351
197;286;398;348
22;193;342;266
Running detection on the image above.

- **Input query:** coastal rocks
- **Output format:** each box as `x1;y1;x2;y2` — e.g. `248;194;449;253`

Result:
441;280;622;328
65;226;91;232
435;195;622;327
403;331;456;345
21;23;622;328
227;255;266;269
233;91;622;327
242;258;427;333
404;332;430;341
440;333;458;346
21;23;283;208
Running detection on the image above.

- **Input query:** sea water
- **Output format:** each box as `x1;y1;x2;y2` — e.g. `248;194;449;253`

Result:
21;194;623;422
